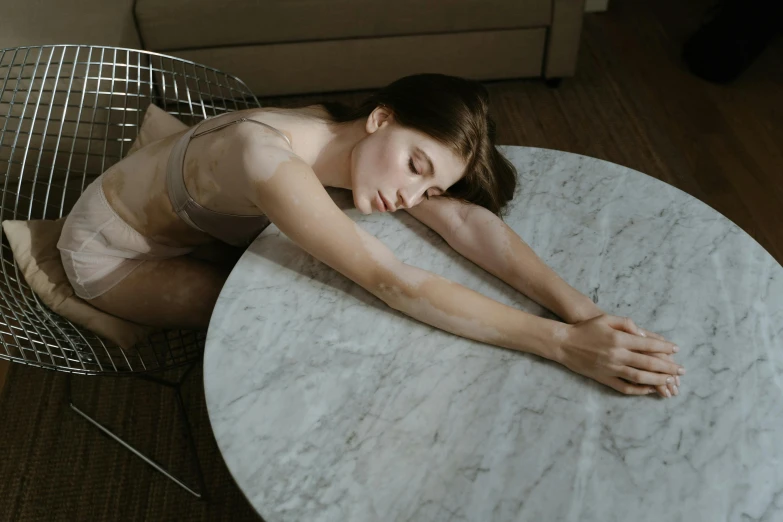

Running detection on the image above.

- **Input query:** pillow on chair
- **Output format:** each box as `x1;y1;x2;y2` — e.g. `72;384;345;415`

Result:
1;219;156;350
126;103;188;156
1;103;190;350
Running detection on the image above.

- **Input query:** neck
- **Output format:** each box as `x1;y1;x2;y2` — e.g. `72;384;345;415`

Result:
292;115;366;191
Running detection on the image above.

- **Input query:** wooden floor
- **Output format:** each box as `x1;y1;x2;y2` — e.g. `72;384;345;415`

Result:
0;0;781;519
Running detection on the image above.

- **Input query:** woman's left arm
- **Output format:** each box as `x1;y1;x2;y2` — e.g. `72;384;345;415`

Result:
406;198;602;324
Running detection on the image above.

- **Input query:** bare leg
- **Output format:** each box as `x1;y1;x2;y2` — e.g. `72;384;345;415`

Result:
185;240;245;272
88;256;231;330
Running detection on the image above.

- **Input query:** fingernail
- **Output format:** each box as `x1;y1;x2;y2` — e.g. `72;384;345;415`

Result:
675;376;680;386
673;385;679;396
666;377;673;384
639;331;647;337
673;345;680;353
678;367;686;375
664;389;671;398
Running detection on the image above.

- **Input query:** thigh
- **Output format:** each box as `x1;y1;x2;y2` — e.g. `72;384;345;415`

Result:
185;240;245;271
88;255;231;331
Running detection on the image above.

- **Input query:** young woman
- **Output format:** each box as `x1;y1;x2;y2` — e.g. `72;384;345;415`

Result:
57;73;684;398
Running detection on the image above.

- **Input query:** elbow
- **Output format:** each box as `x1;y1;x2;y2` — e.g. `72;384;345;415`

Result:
444;212;473;251
445;202;493;246
365;260;425;311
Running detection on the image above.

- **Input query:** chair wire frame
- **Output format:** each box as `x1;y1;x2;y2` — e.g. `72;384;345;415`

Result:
0;44;263;500
0;44;261;374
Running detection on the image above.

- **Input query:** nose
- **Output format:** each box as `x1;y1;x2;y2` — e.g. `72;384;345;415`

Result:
398;187;426;209
397;192;410;209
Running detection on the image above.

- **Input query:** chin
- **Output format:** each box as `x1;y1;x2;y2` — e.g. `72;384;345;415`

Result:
353;191;373;215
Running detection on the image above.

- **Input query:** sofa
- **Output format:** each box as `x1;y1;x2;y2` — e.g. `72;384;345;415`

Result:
0;0;587;97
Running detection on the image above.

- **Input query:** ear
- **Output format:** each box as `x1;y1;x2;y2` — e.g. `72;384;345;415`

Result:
365;105;393;134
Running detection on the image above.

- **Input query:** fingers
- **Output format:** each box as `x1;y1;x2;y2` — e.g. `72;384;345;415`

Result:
641;329;667;342
651;355;678;397
601;376;656;396
619;330;680;354
641;330;681;387
597;372;677;398
615;365;677;387
623;351;685;377
610;322;683;397
598;317;685;397
649;352;680;387
607;317;679;353
655;382;678;398
617;352;682;397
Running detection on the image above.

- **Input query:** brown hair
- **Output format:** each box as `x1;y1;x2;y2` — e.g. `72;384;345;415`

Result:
315;73;517;217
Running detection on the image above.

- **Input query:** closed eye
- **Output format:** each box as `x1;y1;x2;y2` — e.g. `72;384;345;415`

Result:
408;157;419;175
409;157;432;200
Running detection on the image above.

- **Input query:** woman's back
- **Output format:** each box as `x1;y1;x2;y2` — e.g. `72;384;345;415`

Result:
99;106;307;248
55;105;320;326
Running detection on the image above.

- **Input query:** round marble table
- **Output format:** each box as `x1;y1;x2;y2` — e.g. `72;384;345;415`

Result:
204;146;783;522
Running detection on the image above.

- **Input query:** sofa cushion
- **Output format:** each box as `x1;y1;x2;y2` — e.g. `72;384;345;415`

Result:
136;0;550;51
0;0;139;50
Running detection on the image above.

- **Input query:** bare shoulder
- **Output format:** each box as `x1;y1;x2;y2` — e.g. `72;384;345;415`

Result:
240;142;404;297
229;107;299;148
238;139;309;190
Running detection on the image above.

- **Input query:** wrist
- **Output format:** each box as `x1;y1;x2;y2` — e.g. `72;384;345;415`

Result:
563;298;603;324
517;315;571;364
548;321;571;364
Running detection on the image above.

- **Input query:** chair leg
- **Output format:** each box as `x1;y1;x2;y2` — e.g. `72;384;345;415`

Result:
65;361;209;501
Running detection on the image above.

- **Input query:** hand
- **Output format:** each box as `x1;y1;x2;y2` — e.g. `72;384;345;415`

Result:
612;321;682;398
566;306;682;397
555;314;685;396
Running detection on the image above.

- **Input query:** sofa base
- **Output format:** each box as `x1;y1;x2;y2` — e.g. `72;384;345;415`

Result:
167;28;548;97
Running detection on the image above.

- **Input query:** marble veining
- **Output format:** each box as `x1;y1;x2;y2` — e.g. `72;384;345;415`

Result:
204;146;783;522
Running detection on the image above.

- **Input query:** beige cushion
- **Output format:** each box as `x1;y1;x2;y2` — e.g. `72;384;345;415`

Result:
1;103;190;351
136;0;550;51
1;219;156;350
126;103;189;155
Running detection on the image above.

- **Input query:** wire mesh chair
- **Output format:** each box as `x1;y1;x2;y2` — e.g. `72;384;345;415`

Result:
0;44;263;500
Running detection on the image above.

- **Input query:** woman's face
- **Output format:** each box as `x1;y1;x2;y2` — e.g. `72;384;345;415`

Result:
351;106;466;214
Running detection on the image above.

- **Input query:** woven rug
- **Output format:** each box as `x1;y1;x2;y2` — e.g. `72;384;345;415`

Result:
0;360;264;521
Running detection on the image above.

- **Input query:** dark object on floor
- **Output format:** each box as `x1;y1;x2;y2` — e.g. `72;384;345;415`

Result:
545;78;563;88
682;0;782;84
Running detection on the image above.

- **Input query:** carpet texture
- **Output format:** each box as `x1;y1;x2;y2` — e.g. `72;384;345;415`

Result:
0;361;263;521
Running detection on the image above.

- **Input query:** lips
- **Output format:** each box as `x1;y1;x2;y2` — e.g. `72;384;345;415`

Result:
374;192;386;212
373;193;386;212
379;193;395;212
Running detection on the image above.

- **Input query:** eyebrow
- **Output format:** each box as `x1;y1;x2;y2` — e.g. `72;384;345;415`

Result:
415;146;444;193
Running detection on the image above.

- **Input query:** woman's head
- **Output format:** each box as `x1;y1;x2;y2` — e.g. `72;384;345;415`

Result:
318;73;517;217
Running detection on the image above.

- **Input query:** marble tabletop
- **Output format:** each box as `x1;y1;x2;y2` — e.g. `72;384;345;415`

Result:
203;146;783;522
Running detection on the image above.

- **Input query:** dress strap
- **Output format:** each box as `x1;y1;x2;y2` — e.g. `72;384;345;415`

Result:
190;115;293;149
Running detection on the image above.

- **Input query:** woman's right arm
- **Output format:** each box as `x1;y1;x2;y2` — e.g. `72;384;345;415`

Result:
241;143;681;395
